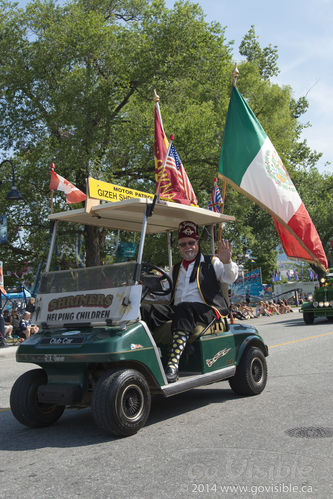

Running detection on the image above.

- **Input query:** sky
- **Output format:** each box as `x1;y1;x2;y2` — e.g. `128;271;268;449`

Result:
165;0;333;175
15;0;333;175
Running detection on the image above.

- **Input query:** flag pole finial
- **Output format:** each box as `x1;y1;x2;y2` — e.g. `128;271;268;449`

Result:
153;89;160;103
232;63;239;86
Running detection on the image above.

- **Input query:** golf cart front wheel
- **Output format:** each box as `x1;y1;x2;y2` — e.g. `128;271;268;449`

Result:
92;369;151;437
10;369;65;427
229;347;267;396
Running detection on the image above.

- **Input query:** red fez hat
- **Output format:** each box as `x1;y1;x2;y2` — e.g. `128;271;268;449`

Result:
178;221;198;240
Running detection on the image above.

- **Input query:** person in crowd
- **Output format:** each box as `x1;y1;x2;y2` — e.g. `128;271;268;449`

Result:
268;300;281;315
282;299;292;313
11;309;21;336
255;301;265;317
19;311;39;339
263;302;273;316
25;297;36;314
231;303;247;320
239;302;255;318
141;220;238;382
3;310;13;338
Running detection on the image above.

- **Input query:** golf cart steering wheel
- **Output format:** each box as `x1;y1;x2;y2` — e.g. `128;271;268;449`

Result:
140;263;173;300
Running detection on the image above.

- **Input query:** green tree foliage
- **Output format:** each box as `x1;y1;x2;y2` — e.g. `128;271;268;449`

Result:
239;25;279;80
0;1;329;286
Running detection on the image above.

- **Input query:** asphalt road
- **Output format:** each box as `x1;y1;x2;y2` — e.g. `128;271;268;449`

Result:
1;310;332;498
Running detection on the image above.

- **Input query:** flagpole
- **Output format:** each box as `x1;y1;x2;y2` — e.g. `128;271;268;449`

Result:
219;64;239;241
232;62;239;87
50;163;55;214
147;90;174;216
153;90;174;203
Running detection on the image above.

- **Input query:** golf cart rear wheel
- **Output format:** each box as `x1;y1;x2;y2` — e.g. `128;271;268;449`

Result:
10;369;65;427
303;312;314;324
229;347;267;396
92;369;151;437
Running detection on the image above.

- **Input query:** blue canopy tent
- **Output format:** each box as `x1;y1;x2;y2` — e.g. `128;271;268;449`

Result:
1;287;31;310
4;290;31;300
0;287;32;344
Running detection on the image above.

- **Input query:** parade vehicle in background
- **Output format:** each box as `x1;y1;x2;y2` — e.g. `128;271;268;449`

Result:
10;191;268;437
301;268;333;324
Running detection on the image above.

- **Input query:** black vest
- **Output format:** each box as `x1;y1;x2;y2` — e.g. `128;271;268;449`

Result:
171;254;230;318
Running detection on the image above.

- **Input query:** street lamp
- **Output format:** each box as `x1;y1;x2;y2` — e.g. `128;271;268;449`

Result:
0;159;24;201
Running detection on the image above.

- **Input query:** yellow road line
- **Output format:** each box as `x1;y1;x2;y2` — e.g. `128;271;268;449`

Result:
269;331;333;348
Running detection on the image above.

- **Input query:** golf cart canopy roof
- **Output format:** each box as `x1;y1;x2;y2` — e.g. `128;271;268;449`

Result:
49;198;235;234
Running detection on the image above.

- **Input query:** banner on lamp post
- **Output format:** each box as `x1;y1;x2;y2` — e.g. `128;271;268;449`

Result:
0;261;5;294
0;215;7;244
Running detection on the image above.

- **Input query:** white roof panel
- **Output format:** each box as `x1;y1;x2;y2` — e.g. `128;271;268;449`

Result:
49;198;235;233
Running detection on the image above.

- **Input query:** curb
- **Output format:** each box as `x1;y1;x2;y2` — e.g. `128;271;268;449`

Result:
0;345;18;359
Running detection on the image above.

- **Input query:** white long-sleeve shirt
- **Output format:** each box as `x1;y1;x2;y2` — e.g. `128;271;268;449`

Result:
152;254;238;305
173;254;238;305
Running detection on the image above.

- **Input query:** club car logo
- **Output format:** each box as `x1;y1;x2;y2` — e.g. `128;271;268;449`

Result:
264;149;295;192
206;348;231;368
48;293;113;312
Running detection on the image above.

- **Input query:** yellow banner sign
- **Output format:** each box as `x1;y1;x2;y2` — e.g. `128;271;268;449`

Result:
88;177;154;203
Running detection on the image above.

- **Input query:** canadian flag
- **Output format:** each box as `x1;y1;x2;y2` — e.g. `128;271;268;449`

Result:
49;164;86;204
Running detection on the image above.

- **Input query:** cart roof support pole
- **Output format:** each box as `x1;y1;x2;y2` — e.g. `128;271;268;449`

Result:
134;206;149;283
167;231;173;270
45;221;58;272
210;225;215;255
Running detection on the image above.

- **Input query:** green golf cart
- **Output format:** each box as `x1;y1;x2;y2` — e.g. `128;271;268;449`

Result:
301;268;333;324
10;196;268;436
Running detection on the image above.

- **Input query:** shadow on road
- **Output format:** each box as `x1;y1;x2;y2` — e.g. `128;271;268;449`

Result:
0;386;240;450
268;316;331;327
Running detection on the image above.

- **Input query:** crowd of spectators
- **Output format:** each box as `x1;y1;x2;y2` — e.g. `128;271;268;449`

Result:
2;293;295;342
231;298;293;321
2;297;39;342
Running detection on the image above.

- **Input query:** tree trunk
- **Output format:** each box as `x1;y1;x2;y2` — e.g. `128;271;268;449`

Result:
85;226;101;266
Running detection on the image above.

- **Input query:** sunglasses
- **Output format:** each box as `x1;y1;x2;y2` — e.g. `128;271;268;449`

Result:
178;240;197;248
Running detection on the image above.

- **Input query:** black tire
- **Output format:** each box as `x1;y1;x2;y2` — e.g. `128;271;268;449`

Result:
92;369;151;437
10;369;65;427
327;316;333;322
229;346;267;396
303;312;314;325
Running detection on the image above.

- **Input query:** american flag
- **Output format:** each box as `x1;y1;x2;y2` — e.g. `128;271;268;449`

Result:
208;178;222;213
165;144;198;205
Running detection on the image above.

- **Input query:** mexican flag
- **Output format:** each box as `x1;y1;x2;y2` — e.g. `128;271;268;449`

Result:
219;86;328;271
